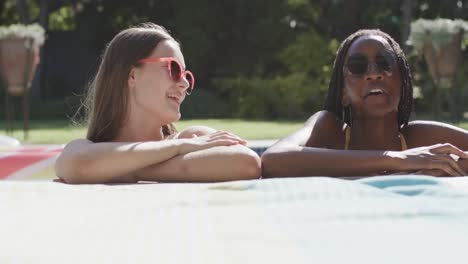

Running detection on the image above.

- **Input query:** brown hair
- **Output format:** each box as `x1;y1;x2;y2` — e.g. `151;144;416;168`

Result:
84;22;177;142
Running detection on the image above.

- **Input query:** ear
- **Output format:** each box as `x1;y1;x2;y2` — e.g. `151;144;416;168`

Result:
341;87;350;107
128;67;137;89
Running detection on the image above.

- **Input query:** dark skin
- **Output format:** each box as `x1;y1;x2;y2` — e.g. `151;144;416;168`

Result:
262;35;468;178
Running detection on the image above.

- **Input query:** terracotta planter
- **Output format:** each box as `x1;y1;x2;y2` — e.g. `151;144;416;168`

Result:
0;37;40;96
422;31;463;89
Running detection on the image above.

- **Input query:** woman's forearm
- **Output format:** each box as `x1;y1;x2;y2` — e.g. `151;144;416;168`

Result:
136;145;261;182
261;147;395;178
55;139;182;184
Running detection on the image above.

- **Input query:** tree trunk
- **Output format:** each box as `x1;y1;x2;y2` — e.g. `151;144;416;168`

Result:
39;0;49;30
401;0;414;54
16;0;30;24
32;0;50;98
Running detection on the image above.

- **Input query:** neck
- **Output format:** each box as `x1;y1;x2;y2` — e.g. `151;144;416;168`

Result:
114;122;165;142
348;113;401;150
113;106;165;142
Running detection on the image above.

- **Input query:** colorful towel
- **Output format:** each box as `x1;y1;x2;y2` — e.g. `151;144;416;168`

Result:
0;145;63;180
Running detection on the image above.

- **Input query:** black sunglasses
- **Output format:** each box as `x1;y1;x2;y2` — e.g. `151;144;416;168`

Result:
344;52;397;76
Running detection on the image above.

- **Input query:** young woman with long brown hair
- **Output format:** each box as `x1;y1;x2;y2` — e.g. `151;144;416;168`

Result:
55;23;261;184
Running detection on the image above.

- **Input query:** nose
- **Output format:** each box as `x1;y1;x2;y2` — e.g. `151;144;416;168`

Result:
176;74;190;92
365;62;383;81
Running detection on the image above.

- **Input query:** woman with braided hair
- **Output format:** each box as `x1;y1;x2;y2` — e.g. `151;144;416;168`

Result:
262;29;468;178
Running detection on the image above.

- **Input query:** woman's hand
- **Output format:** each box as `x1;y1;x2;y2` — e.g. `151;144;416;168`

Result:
177;131;247;155
386;143;468;176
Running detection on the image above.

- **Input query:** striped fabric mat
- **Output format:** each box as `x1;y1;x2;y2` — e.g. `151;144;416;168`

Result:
1;176;468;263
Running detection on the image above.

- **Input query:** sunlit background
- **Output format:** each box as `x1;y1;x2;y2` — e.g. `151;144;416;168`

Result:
1;0;467;142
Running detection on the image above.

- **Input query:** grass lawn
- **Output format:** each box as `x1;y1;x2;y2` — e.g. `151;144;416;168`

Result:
2;118;468;145
1;119;305;144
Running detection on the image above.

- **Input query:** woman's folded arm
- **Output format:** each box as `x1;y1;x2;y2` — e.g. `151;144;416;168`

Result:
136;145;261;182
55;139;182;184
55;125;258;184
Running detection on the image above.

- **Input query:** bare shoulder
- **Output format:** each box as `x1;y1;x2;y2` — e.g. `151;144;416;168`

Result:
305;110;343;129
56;139;93;166
176;125;217;138
305;110;345;148
403;120;468;149
63;138;93;151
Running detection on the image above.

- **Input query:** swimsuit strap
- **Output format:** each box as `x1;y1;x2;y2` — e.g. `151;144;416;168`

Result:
399;132;407;151
344;126;407;151
345;126;351;150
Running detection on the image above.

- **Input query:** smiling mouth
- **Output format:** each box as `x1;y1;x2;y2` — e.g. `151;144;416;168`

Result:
167;95;181;104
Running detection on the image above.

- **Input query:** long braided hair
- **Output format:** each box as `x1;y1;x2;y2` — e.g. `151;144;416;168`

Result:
324;29;413;129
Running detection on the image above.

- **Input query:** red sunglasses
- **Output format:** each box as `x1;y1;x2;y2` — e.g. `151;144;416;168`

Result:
137;57;195;95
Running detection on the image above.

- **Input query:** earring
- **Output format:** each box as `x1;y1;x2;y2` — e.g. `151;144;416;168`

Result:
344;105;353;126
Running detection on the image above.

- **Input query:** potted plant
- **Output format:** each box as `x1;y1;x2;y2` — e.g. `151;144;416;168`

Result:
0;23;45;96
408;18;468;89
408;18;468;120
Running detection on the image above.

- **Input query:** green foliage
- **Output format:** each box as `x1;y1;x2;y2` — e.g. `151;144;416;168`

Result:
1;0;467;121
48;5;77;31
449;60;468;119
0;96;82;121
215;29;336;120
180;88;230;119
216;73;324;119
280;30;333;75
0;0;39;24
0;0;20;24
